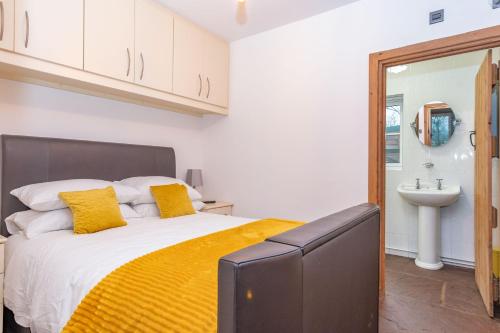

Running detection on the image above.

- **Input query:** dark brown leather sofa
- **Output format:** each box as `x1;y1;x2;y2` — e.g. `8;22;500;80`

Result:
219;203;380;333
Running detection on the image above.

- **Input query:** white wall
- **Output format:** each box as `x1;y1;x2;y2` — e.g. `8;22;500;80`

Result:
202;0;500;221
0;79;204;179
385;52;485;265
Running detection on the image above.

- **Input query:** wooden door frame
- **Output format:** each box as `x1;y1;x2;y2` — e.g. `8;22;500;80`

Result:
369;25;500;293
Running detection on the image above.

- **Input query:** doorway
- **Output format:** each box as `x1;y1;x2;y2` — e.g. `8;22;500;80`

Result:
369;25;500;317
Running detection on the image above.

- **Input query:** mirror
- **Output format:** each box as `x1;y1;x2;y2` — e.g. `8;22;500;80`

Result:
411;102;459;147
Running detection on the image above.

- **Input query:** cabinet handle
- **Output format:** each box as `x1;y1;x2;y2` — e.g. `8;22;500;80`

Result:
0;2;4;42
206;77;211;98
126;48;131;77
198;74;202;97
140;53;144;80
24;11;30;48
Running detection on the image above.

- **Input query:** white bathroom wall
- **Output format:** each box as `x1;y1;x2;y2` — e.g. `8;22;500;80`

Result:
0;79;205;179
385;51;487;266
202;0;500;222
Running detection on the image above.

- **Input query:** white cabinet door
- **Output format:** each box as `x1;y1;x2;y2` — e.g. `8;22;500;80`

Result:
135;0;173;92
85;0;134;82
173;16;229;107
14;0;83;68
204;35;229;107
173;16;205;101
0;0;14;51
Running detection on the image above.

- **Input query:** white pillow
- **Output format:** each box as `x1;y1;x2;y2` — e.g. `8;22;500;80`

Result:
5;204;140;239
133;201;206;218
11;179;140;211
118;176;202;205
120;204;142;219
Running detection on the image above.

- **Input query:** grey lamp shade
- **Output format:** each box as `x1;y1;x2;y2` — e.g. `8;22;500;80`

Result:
186;169;203;187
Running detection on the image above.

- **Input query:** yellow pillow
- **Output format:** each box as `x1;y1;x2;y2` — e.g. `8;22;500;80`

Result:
150;184;196;219
59;186;127;234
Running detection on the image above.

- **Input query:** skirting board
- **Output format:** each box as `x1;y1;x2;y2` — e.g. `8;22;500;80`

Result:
386;247;475;269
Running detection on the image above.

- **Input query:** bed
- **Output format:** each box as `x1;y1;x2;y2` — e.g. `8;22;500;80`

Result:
0;135;380;333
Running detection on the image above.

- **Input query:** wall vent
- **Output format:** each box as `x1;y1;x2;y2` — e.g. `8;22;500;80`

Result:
429;9;444;25
494;0;500;9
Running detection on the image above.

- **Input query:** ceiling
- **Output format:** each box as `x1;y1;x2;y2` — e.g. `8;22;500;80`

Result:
387;49;494;78
158;0;359;41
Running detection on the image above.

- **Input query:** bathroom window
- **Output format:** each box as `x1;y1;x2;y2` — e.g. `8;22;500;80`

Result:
430;109;453;146
386;94;404;169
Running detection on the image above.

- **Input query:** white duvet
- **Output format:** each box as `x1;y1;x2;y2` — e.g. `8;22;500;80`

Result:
4;213;253;333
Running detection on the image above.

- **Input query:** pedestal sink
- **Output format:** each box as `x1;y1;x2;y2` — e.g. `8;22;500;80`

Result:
397;183;461;270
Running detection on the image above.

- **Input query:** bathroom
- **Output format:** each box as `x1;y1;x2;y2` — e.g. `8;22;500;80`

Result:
384;47;500;311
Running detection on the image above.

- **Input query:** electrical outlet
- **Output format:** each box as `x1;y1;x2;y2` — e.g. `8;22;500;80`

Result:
493;0;500;9
429;9;444;25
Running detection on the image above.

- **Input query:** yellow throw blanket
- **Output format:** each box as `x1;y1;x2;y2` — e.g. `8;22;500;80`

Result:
63;219;304;333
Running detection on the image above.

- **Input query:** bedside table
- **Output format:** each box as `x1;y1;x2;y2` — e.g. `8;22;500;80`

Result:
0;235;6;333
201;202;233;216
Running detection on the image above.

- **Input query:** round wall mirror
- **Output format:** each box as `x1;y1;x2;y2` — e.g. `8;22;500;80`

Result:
411;102;458;147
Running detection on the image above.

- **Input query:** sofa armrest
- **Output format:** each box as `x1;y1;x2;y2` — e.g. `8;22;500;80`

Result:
218;241;302;333
268;203;380;254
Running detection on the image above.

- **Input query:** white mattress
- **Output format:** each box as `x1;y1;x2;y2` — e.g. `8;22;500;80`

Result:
4;213;253;333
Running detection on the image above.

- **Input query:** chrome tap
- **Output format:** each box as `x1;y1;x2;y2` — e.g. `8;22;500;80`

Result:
436;179;443;190
416;178;421;190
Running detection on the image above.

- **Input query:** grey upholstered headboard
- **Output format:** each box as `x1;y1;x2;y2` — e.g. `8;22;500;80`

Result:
0;135;176;236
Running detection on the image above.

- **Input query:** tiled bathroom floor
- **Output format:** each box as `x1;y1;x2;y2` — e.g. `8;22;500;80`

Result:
380;255;500;332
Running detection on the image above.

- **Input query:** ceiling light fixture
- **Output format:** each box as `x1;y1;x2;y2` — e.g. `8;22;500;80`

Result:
236;0;247;25
388;65;408;74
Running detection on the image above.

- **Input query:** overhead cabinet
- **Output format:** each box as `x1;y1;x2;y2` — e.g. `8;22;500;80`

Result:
86;0;174;91
14;0;83;69
203;33;229;107
135;0;174;92
85;0;135;82
0;0;229;116
0;0;14;51
173;17;229;108
172;17;205;102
